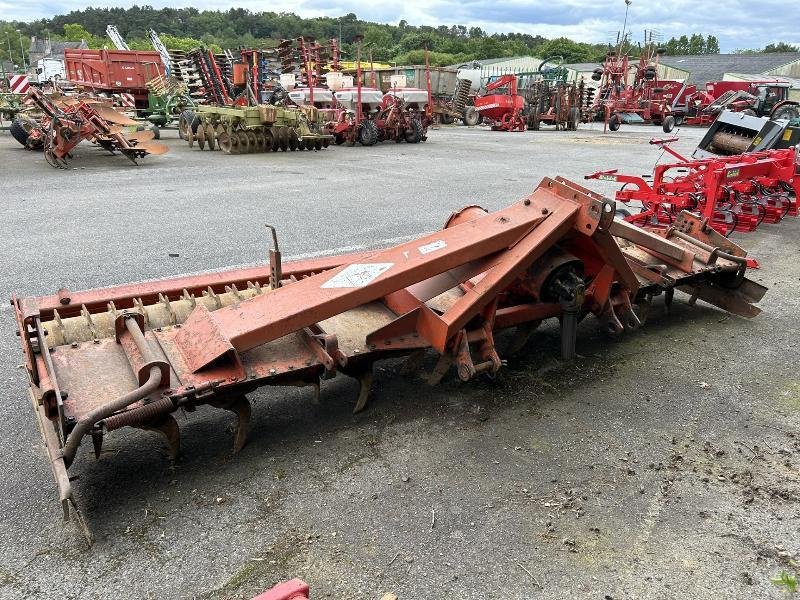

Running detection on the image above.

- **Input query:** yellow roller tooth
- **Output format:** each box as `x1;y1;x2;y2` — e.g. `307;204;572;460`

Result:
81;305;98;340
225;284;244;302
204;286;221;309
181;289;196;308
159;293;177;325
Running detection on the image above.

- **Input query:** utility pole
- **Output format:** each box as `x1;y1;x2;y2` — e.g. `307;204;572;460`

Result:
620;0;632;54
5;32;14;71
16;29;26;70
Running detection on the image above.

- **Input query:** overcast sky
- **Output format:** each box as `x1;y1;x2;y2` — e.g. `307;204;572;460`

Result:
3;0;797;53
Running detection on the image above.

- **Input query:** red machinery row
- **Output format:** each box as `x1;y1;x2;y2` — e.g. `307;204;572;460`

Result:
586;42;800;132
586;140;800;239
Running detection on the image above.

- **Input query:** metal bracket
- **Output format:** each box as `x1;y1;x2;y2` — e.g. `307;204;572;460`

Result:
265;224;282;289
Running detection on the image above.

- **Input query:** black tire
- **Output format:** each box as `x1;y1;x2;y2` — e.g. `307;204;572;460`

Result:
178;110;199;140
674;115;684;126
278;127;289;151
528;107;541;130
567;107;580;131
440;113;455;125
608;114;621;131
358;120;379;146
405;118;424;143
10;117;33;146
662;115;676;133
771;104;800;121
463;106;479;126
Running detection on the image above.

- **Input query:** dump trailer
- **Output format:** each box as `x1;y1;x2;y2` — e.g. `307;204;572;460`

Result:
13;176;767;539
64;49;165;109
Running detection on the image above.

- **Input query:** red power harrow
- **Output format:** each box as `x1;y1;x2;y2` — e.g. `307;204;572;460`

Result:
586;139;800;238
13;176;766;538
23;87;168;168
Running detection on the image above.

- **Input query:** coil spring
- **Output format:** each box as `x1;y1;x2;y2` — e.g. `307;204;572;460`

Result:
103;396;175;431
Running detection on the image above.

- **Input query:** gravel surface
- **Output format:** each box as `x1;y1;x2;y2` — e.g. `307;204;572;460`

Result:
0;123;798;600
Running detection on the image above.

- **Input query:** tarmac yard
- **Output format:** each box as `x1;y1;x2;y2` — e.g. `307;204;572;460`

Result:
0;124;799;599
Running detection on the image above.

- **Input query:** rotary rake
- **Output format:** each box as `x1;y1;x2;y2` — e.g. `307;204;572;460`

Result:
585;138;799;238
14;176;767;538
22;87;168;168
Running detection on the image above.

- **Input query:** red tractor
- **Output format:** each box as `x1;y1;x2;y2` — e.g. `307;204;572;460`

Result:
659;81;800;131
474;74;526;131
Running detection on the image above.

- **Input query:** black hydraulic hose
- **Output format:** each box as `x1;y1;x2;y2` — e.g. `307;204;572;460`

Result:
61;317;163;468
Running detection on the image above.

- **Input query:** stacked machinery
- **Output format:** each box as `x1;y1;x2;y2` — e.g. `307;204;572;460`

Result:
522;57;584;131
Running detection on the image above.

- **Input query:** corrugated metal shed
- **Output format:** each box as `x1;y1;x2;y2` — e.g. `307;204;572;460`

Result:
660;53;800;85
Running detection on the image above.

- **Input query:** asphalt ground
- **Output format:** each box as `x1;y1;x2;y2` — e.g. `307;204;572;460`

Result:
0;122;798;599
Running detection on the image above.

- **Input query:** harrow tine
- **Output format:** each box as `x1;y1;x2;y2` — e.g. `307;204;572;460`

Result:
68;498;94;548
137;414;181;460
427;353;454;386
352;369;374;414
506;321;541;356
400;349;427;376
211;396;251;453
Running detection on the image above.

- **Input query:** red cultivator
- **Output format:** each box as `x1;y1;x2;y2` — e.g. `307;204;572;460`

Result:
23;87;168;168
14;176;767;537
586;140;799;237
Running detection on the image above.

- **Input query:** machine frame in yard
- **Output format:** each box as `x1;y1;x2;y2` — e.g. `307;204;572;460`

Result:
13;176;767;541
186;103;332;153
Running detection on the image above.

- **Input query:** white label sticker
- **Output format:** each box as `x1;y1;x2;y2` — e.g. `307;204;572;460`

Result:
418;240;446;255
321;263;394;288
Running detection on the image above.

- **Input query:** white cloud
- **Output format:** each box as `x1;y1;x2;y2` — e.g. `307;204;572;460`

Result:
4;0;797;52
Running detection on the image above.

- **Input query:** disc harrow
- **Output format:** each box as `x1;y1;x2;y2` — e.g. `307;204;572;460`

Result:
13;176;767;538
186;104;332;154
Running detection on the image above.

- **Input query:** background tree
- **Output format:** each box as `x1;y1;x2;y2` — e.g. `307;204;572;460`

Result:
3;7;791;69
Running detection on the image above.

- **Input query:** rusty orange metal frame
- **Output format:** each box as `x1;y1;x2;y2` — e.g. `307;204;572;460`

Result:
12;176;767;538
